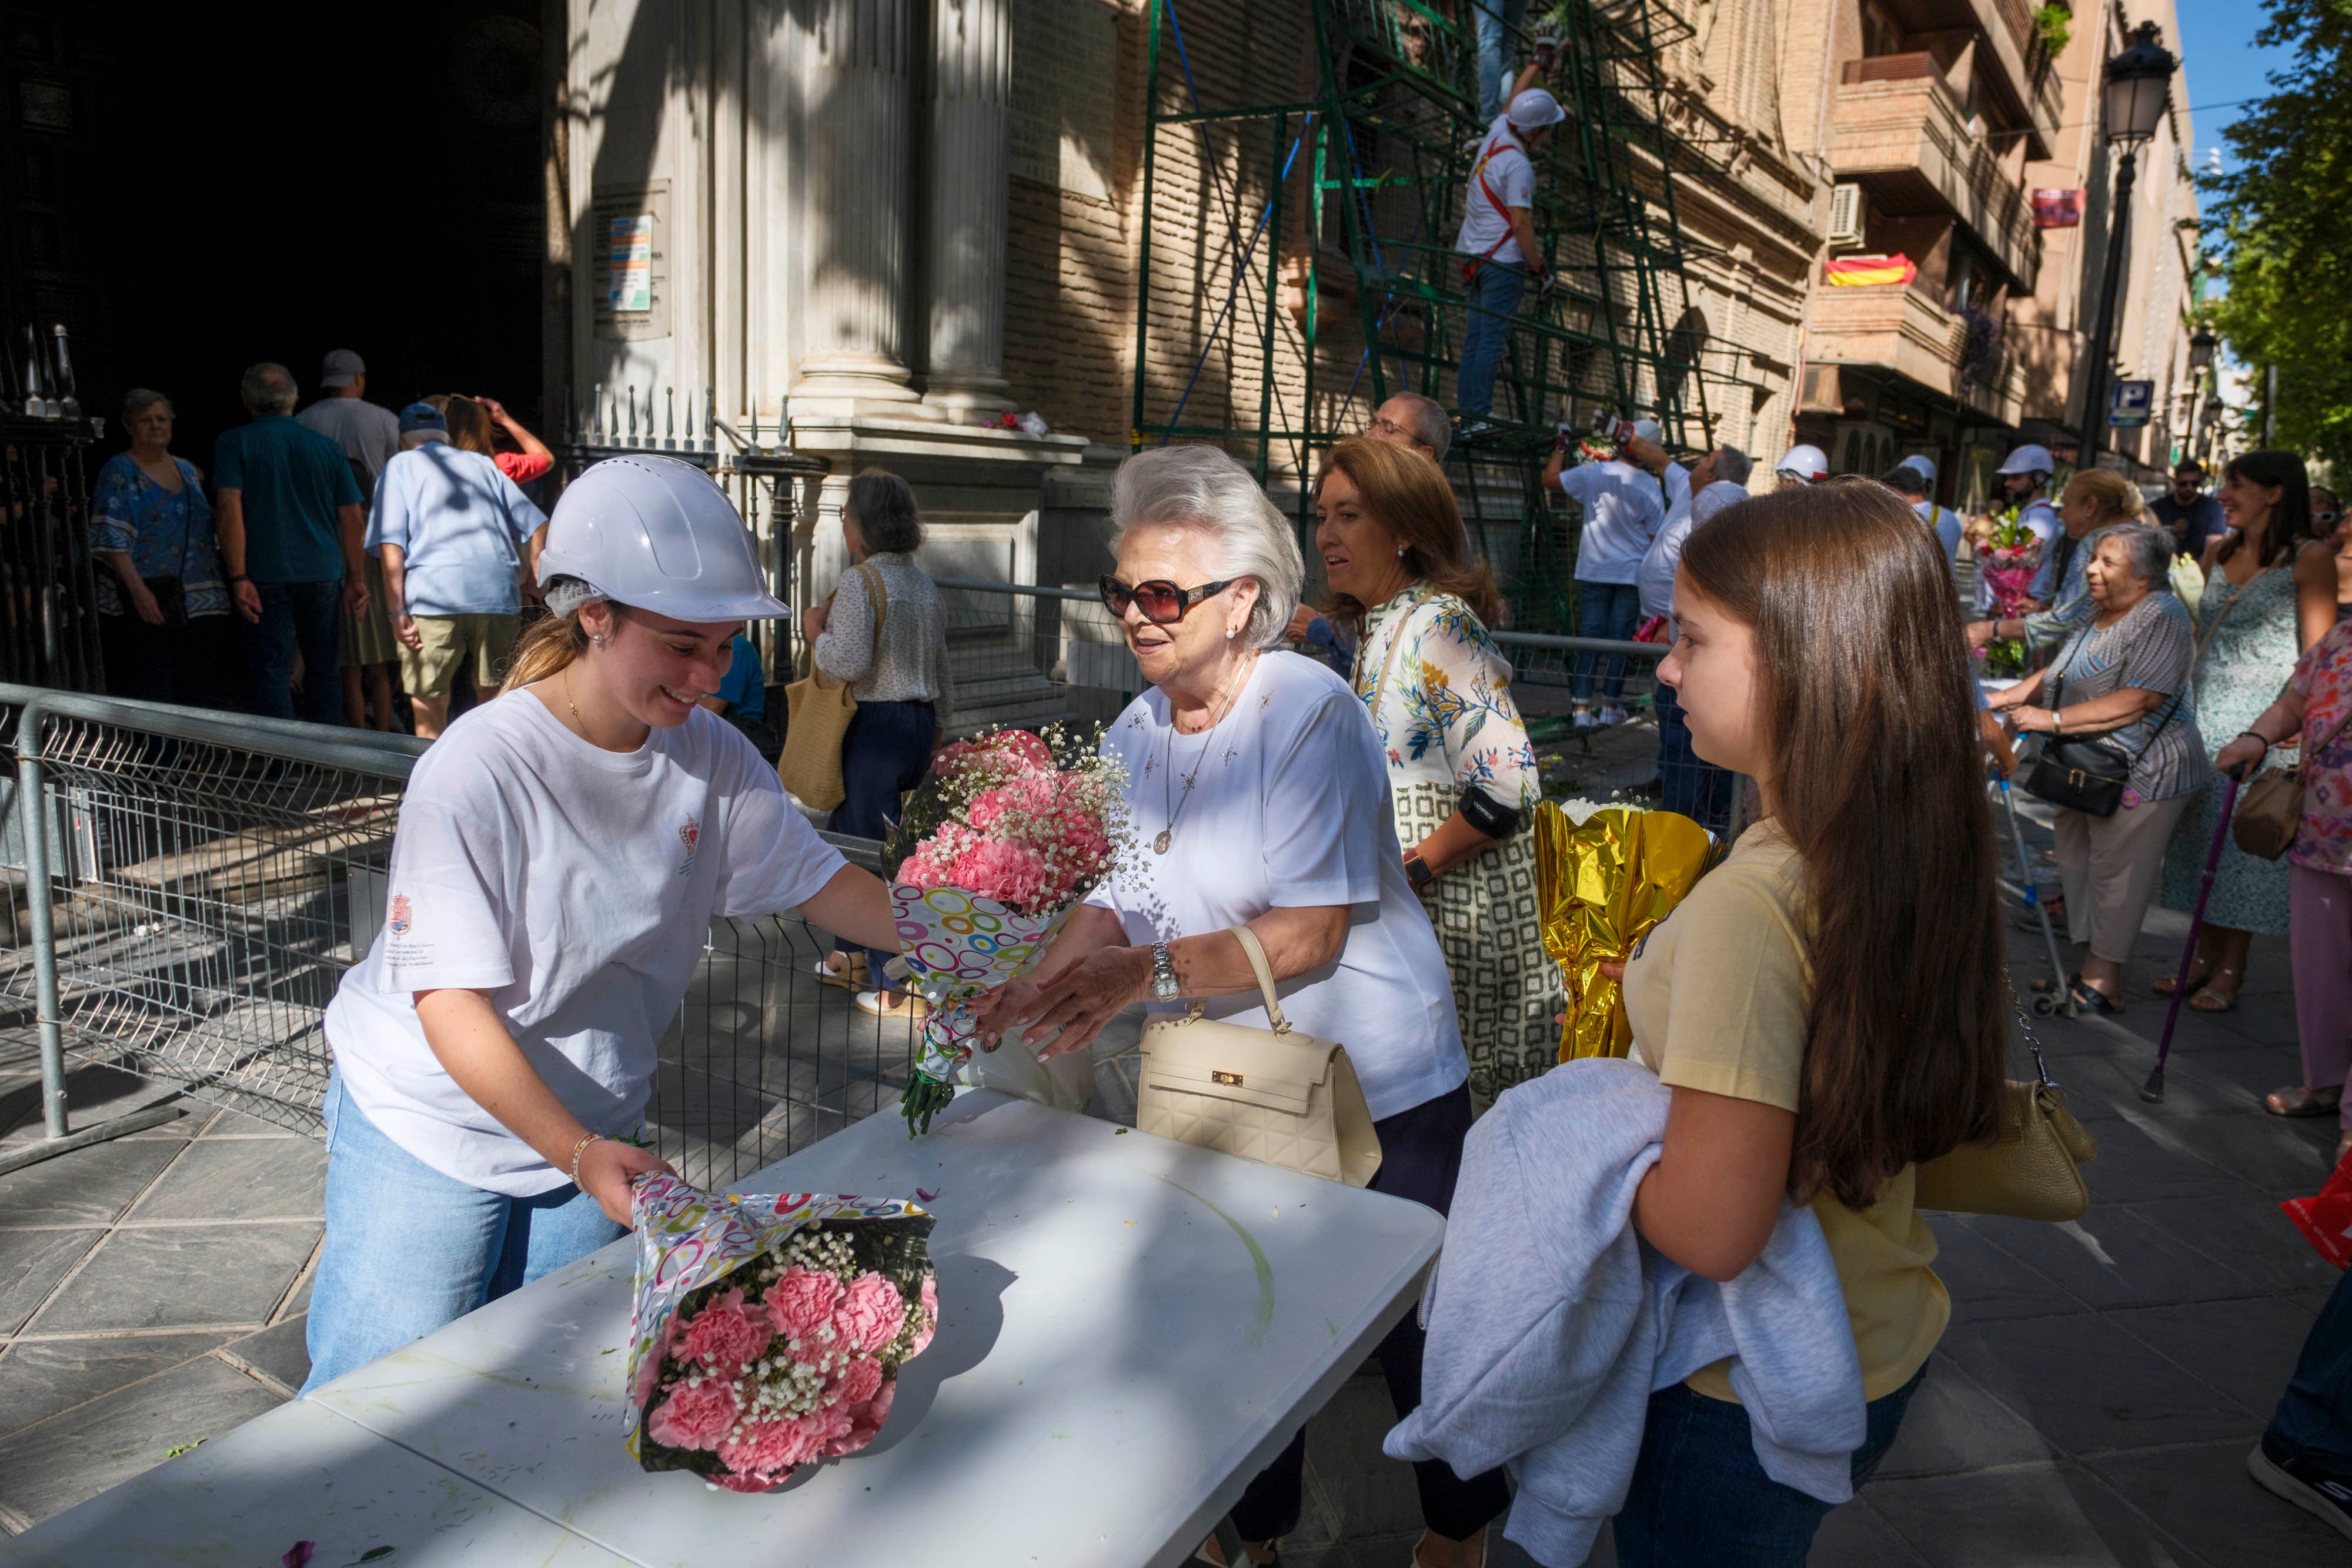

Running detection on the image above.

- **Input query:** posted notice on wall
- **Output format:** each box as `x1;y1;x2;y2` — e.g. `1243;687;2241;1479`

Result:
609;215;654;312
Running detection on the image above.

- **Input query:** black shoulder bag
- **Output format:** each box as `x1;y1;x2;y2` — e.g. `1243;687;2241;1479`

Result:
2021;624;2179;818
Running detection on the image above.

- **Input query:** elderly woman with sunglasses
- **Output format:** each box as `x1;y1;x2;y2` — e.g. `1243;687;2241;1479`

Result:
971;445;1502;1568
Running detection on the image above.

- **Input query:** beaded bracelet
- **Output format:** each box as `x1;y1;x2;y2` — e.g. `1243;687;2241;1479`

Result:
567;1131;604;1189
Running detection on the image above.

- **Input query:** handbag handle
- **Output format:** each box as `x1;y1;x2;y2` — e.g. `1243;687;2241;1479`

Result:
1192;925;1292;1035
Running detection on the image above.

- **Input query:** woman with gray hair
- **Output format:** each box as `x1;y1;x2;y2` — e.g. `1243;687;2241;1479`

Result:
1988;523;2207;1011
971;444;1501;1568
91;389;228;705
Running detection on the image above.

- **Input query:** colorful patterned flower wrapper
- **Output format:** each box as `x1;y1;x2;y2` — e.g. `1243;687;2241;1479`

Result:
1534;801;1715;1062
891;882;1078;1134
626;1175;936;1490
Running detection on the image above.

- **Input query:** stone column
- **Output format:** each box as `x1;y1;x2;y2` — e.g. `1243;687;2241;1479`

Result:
920;0;1014;420
789;0;924;413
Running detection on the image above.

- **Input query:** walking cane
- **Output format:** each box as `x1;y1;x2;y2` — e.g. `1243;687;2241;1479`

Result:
1984;722;2077;1020
2141;772;2244;1103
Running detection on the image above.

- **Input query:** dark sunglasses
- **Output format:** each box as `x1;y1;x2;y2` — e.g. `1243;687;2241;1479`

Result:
1099;574;1234;625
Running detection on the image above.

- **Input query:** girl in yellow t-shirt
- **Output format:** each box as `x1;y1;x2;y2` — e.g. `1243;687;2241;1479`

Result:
1606;480;2011;1565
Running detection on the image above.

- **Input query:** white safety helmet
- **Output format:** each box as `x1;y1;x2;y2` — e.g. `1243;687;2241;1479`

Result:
1775;444;1829;482
1995;443;2055;477
536;455;791;622
1629;417;1664;445
1506;88;1566;132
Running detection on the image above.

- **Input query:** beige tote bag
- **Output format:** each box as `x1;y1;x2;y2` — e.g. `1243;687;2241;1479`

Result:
1135;926;1384;1187
778;561;886;813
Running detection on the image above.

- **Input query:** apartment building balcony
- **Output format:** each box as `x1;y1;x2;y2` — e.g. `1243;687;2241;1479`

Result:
1806;280;2026;427
1876;0;2063;153
1830;55;2041;290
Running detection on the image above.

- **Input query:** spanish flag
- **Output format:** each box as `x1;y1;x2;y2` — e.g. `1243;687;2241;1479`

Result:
1824;253;1918;286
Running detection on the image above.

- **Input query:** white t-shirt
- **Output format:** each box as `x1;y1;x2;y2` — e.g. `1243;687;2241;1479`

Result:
367;443;549;617
1638;468;1749;621
1454;116;1534;267
1556;459;1666;585
325;693;848;1196
1086;652;1468;1122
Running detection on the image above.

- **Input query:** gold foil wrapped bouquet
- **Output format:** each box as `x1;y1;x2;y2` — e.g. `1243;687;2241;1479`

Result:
1534;800;1716;1061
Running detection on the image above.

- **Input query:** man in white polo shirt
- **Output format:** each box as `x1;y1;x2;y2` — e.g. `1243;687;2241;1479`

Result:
1541;418;1667;729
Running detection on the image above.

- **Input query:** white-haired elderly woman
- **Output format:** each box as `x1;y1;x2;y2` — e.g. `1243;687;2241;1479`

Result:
971;445;1502;1568
1988;523;2208;1013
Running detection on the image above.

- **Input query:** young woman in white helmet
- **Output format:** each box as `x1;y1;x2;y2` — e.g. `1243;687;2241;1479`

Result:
301;455;904;1392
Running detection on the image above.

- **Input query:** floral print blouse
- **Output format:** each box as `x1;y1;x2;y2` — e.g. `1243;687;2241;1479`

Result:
2289;618;2352;875
90;453;227;618
1351;586;1540;812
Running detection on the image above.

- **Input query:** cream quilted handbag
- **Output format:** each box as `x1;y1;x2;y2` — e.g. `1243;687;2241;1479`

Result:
1135;927;1383;1188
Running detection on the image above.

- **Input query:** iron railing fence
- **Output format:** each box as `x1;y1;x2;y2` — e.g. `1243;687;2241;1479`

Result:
0;686;910;1188
0;414;105;692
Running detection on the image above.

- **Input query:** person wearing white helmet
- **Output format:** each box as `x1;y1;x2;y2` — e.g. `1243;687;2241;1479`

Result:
1987;443;2063;609
1773;443;1829;490
300;454;905;1393
1882;459;1962;564
1453;47;1566;439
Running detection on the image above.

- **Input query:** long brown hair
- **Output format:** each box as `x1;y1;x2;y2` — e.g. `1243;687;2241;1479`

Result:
1315;437;1504;630
1678;483;2007;1208
2216;449;2316;569
445;396;499;457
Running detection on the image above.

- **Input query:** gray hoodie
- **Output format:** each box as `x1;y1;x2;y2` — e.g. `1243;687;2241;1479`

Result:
1384;1058;1867;1567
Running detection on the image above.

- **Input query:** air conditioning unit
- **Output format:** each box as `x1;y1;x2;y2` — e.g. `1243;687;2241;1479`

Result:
1828;183;1867;252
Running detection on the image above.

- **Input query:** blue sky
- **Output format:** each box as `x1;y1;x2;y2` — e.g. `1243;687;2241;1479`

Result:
2173;0;2296;176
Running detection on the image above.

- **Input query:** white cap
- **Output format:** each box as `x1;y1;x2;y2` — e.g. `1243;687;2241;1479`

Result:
1996;443;2055;477
1630;417;1663;444
1897;454;1936;484
1506;88;1566;131
1775;444;1829;481
536;455;791;621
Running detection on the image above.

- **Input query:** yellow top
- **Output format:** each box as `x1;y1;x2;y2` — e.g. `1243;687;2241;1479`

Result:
1621;821;1947;1403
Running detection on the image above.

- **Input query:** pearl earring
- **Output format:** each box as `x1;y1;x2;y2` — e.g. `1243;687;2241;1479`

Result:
1224;627;1237;640
1395;546;1407;557
592;634;605;645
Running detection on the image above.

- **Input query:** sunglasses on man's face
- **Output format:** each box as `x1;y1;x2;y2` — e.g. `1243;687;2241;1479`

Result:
1099;574;1234;625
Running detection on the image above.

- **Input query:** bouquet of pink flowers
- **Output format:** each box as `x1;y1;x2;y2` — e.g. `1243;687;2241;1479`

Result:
1975;509;2044;678
626;1175;937;1493
884;726;1131;1134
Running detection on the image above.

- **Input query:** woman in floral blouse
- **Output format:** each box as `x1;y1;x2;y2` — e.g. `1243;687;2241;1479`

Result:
1314;437;1563;1101
91;389;228;706
2216;618;2352;1161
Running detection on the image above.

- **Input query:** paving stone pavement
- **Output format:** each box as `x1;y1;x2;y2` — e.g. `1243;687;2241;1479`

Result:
0;795;2344;1562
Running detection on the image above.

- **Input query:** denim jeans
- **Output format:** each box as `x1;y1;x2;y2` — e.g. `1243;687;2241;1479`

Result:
1613;1363;1927;1567
1456;263;1526;419
300;1071;624;1394
2269;1262;2352;1474
246;579;344;724
1472;0;1528;122
1655;682;1735;834
828;698;937;976
1572;581;1642;705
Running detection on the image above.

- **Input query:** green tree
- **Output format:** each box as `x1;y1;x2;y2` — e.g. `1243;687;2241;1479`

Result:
2203;0;2352;467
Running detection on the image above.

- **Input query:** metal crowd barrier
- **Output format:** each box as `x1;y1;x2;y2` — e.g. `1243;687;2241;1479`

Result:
0;684;908;1188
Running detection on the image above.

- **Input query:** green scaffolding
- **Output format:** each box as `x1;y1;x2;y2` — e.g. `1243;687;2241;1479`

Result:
1130;0;1757;631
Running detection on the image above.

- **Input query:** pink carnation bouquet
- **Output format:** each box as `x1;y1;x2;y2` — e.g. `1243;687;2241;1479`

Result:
627;1175;937;1493
883;726;1132;1134
1975;509;2045;678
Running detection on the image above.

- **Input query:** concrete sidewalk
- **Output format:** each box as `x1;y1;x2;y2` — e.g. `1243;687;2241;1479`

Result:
1;834;2344;1562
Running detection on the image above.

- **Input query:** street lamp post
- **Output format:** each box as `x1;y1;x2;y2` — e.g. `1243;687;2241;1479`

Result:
2075;21;2177;462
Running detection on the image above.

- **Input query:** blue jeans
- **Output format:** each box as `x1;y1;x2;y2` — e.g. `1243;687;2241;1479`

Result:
1613;1363;1927;1567
1572;581;1642;705
1456;264;1526;418
2269;1262;2352;1474
1472;0;1528;122
300;1071;625;1394
1655;682;1735;834
828;698;937;975
246;579;344;724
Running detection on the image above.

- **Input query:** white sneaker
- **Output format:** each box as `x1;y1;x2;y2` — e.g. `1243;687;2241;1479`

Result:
1599;705;1629;727
1572;708;1595;731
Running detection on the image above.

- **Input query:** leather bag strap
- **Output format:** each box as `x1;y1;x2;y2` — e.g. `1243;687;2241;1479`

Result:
1227;925;1291;1035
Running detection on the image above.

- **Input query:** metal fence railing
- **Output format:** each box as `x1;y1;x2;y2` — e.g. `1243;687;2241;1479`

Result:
0;685;911;1188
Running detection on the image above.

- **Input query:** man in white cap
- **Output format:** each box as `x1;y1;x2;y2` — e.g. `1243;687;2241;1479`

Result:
1989;442;2062;607
1773;443;1829;489
299;350;405;730
1541;417;1666;728
1454;62;1565;438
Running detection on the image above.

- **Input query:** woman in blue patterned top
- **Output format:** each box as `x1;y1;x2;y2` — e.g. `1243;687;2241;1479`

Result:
91;389;228;705
1314;437;1563;1101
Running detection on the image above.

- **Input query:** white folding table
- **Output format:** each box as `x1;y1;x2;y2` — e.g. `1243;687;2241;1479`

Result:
2;1091;1445;1567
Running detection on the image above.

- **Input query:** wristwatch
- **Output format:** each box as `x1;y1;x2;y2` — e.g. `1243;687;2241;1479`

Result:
1149;941;1181;1002
1404;848;1436;891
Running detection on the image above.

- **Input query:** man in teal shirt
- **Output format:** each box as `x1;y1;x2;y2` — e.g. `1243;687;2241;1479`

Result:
214;362;366;723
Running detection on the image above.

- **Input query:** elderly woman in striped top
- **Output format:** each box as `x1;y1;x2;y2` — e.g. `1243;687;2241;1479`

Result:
1313;436;1562;1102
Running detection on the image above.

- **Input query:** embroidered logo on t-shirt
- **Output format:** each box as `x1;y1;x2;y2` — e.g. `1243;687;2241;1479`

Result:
677;817;701;877
388;894;413;937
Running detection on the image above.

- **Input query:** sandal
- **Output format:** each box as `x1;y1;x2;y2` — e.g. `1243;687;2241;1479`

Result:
2068;978;2124;1015
2187;966;2244;1014
812;952;868;991
2153;964;2213;998
2266;1085;2345;1118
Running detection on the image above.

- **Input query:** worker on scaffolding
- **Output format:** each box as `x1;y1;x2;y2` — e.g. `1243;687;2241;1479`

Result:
1453;45;1565;444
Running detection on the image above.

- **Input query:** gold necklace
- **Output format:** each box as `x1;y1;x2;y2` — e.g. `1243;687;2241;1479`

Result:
564;667;583;728
1154;652;1254;854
